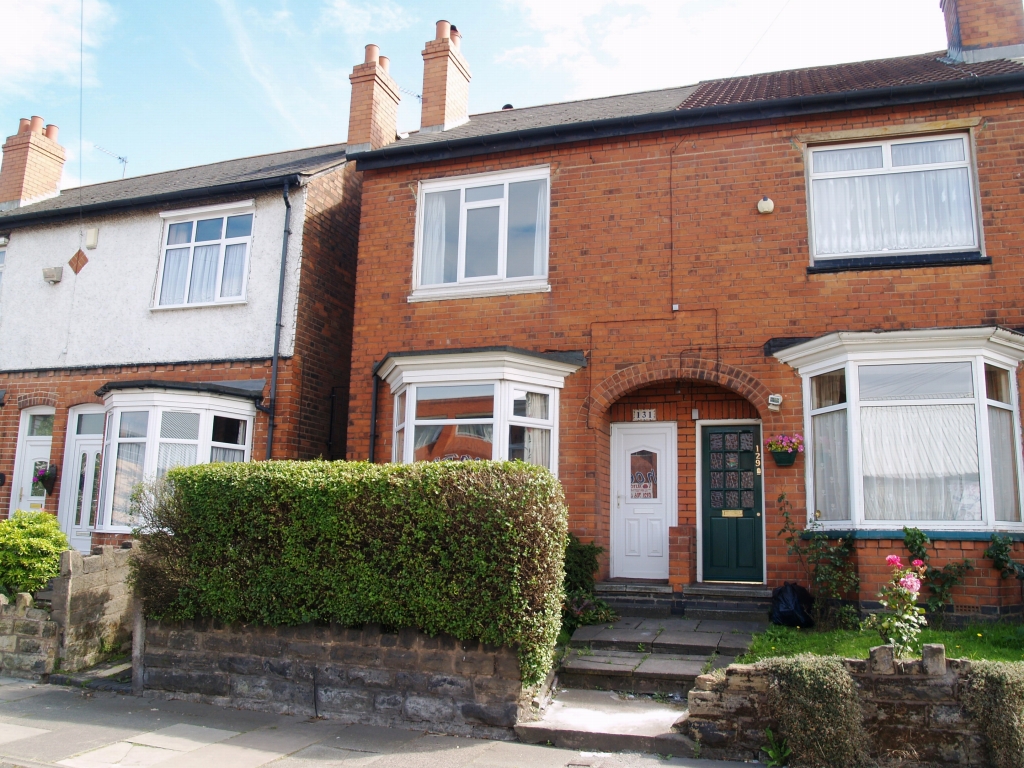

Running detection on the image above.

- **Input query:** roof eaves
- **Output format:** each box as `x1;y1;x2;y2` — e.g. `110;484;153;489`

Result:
350;70;1024;169
94;378;267;401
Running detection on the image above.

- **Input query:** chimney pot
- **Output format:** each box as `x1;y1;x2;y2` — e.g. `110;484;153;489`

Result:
44;124;59;141
17;119;30;134
364;44;379;64
29;116;44;134
450;25;461;48
378;55;390;73
435;20;451;41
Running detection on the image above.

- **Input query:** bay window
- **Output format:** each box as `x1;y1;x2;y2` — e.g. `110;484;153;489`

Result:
98;388;255;531
808;134;979;263
378;348;585;474
777;329;1024;530
412;167;550;301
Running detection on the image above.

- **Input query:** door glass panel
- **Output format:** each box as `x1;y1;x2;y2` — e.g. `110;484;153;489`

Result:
75;452;88;525
709;453;723;470
89;452;101;527
31;459;48;497
28;415;54;436
739;433;754;451
724;434;739;450
710;490;724;507
629;450;658;499
709;434;723;451
710;471;724;488
725;490;740;507
725;453;739;469
742;490;755;507
77;413;105;434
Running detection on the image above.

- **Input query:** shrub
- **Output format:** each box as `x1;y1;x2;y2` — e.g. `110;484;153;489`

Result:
561;534;616;634
862;554;927;658
963;660;1024;768
0;510;68;596
760;654;869;767
129;460;568;685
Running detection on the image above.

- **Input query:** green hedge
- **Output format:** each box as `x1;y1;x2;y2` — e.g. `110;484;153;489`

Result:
0;510;68;597
130;460;568;685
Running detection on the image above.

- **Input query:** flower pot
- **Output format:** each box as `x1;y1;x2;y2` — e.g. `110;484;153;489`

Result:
770;450;798;467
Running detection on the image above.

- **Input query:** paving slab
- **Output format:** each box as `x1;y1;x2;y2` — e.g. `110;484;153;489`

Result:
0;722;50;746
58;741;178;767
562;652;638;676
607;618;645;630
635;619;699;632
269;742;383;765
588;629;660;652
716;633;754;655
694;619;766;634
652;631;721;655
568;624;608;644
128;723;239;751
633;657;706;680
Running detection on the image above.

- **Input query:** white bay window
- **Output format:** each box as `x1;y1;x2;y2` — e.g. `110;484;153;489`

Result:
378;348;584;473
808;134;979;263
412;167;550;301
778;329;1024;530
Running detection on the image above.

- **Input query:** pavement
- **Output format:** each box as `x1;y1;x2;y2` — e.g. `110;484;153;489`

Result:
0;677;753;768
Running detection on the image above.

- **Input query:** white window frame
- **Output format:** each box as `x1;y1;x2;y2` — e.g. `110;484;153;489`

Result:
378;349;585;475
777;329;1024;532
410;166;551;303
97;390;255;532
153;200;255;310
807;133;980;262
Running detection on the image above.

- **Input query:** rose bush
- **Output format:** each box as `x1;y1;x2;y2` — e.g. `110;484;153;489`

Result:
863;555;928;657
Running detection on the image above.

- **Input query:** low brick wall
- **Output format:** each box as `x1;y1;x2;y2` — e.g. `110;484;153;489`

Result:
51;545;135;672
142;620;546;738
687;644;984;766
0;593;59;678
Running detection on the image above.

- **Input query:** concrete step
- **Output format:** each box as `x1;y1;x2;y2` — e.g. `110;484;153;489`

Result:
682;607;770;623
594;582;676;618
558;648;732;695
516;688;695;755
683;582;773;600
568;617;759;657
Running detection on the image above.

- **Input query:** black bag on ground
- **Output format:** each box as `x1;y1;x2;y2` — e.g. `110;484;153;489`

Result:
770;582;815;628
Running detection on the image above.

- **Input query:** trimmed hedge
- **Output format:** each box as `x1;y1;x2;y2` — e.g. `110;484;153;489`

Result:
964;660;1024;768
130;460;568;685
0;510;68;597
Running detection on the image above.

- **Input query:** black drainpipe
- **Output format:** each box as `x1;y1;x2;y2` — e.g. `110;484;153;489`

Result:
266;180;293;460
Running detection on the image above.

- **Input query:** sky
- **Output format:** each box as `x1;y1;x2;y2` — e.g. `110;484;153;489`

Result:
1;0;950;189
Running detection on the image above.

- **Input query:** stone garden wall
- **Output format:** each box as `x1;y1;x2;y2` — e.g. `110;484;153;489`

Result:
0;593;59;678
687;644;984;766
142;620;545;739
51;545;135;672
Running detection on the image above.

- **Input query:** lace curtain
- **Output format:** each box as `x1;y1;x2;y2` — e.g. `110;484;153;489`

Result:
813;409;850;520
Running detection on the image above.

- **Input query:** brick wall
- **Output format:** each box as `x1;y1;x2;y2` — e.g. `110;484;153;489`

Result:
948;0;1024;52
687;646;984;765
0;121;64;206
0;593;59;679
349;94;1024;598
142;620;544;738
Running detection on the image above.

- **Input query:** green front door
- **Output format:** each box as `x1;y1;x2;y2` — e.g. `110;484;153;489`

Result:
702;424;764;582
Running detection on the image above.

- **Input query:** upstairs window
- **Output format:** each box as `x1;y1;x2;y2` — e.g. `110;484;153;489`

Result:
808;134;978;262
156;208;253;307
412;167;549;301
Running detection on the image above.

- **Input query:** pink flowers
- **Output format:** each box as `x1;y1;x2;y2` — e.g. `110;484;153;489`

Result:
912;559;925;567
886;555;903;567
764;433;805;453
899;574;922;594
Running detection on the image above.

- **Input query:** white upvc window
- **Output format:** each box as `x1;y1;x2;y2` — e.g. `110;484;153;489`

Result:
808;133;979;261
98;391;255;531
379;349;585;474
411;166;550;302
155;202;254;308
778;329;1024;531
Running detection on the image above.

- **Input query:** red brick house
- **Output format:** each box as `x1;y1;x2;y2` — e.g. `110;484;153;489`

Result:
0;123;360;551
345;1;1024;617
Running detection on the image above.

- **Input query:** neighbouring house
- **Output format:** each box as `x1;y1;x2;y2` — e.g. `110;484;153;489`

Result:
0;121;360;551
345;0;1024;617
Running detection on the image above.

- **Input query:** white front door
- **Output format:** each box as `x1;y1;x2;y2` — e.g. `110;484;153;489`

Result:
11;408;55;514
58;407;106;552
611;422;677;580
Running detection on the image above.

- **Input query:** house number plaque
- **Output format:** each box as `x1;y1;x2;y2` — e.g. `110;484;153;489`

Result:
633;408;656;422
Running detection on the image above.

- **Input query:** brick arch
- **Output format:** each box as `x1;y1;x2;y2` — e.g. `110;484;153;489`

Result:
588;357;772;426
17;393;58;409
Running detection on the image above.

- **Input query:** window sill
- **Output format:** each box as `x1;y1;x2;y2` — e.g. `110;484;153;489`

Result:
408;280;550;303
150;299;247;312
802;528;1024;541
807;251;989;274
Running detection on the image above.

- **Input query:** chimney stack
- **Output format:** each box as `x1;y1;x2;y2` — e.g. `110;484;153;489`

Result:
420;20;472;134
0;116;66;210
347;44;401;154
941;0;1024;62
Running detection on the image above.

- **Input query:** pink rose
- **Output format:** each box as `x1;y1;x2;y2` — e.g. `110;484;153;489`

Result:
899;574;921;593
886;555;902;567
912;559;924;567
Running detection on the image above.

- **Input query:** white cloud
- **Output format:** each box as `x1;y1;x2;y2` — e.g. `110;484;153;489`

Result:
500;0;949;99
320;0;414;35
0;0;115;98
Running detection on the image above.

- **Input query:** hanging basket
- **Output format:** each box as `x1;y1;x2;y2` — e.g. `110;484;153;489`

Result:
770;450;799;467
40;464;58;495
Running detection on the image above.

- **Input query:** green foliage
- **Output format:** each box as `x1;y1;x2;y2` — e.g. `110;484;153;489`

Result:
903;526;971;622
861;557;927;658
0;510;68;596
986;534;1024;581
561;534;616;634
129;460;568;686
741;623;1024;664
761;727;792;767
778;493;859;629
760;654;870;767
963;660;1024;768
